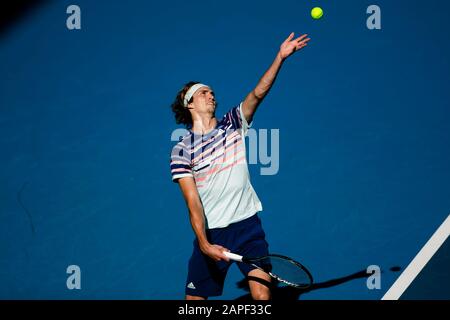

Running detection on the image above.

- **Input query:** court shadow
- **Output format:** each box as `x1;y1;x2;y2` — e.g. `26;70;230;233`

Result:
0;0;49;39
234;266;402;301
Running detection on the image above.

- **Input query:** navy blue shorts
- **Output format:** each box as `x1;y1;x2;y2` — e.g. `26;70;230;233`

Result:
185;214;269;297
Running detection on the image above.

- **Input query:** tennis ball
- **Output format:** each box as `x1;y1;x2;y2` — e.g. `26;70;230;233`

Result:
311;7;323;20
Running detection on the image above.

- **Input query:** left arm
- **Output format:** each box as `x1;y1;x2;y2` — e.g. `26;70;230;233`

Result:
242;32;310;123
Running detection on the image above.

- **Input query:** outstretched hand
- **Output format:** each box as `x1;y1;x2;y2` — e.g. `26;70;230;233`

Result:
279;32;310;60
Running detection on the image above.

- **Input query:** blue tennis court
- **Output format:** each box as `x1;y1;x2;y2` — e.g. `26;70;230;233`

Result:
1;0;449;300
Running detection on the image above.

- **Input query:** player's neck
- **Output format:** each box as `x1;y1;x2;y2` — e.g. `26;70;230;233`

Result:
191;115;217;135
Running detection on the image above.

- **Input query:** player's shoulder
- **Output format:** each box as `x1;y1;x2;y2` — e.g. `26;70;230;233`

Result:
218;103;243;131
171;130;193;151
219;103;242;126
223;103;242;118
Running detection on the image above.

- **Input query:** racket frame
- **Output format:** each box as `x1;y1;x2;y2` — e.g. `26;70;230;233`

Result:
224;252;313;289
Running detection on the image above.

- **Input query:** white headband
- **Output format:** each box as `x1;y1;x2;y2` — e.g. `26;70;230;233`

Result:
183;83;209;107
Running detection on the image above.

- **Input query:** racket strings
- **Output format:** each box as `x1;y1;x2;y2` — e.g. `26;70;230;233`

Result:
258;256;311;287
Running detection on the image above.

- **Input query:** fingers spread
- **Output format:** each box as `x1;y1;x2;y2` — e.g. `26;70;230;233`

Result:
295;34;308;42
298;38;311;46
296;43;308;50
285;32;295;42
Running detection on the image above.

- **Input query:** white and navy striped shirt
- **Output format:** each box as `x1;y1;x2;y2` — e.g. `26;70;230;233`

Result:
170;103;262;228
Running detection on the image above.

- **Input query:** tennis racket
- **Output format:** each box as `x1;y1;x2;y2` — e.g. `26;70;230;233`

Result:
224;251;313;289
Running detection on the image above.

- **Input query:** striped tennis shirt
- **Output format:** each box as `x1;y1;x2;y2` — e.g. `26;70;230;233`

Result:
170;103;262;229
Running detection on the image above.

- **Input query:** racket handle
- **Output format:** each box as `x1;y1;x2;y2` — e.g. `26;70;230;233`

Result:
223;251;243;262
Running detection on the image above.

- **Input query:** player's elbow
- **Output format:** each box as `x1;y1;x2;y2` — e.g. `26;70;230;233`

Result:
252;89;265;101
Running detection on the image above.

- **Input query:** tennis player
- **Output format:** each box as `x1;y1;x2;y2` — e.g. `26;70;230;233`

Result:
170;33;310;300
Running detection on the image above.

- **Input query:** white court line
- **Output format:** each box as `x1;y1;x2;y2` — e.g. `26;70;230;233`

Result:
382;214;450;300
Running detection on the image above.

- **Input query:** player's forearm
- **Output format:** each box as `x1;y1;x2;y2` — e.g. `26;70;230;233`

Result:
187;203;210;249
253;52;285;100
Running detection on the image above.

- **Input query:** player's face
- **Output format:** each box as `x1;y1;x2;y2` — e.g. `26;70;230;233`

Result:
191;87;216;113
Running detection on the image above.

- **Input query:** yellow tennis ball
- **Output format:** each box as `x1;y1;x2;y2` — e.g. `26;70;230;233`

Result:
311;7;323;20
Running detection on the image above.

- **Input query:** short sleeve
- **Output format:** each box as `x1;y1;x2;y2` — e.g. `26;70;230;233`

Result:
226;102;253;136
170;143;193;182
